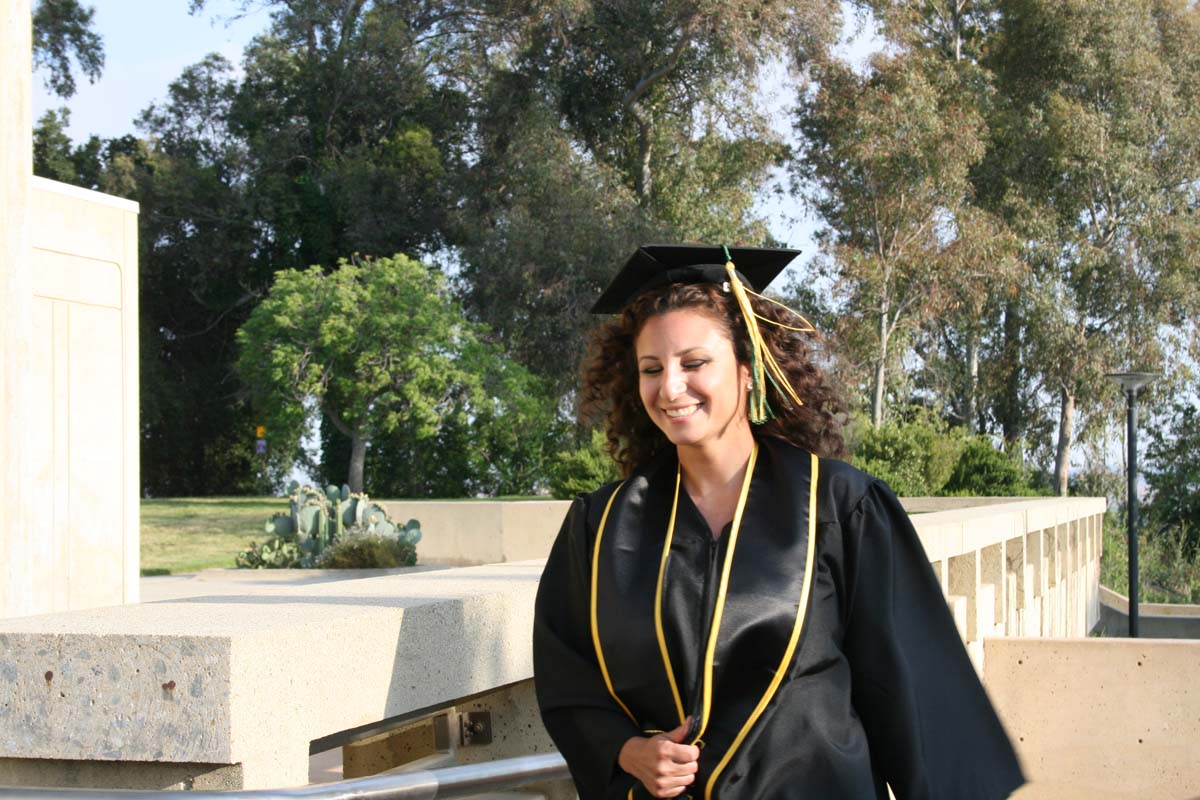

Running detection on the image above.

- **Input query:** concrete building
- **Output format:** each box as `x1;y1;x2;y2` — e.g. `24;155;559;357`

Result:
1;1;140;620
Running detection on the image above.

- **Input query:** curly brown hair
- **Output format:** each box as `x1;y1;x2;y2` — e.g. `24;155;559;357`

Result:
580;282;847;476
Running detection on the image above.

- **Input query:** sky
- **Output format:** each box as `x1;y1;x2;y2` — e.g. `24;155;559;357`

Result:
33;0;263;142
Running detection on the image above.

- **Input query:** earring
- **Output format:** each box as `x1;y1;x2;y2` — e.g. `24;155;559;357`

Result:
746;381;754;392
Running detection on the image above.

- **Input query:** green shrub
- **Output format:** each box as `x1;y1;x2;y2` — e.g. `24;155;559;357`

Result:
940;437;1045;496
549;429;620;499
1145;398;1200;557
849;409;964;496
235;536;307;568
313;532;417;568
238;483;421;569
1101;512;1200;604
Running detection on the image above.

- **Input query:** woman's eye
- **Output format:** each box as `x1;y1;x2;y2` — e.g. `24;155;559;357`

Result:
683;360;707;370
640;366;663;375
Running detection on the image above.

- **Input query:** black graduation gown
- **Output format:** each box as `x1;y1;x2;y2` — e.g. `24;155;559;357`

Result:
532;437;1025;800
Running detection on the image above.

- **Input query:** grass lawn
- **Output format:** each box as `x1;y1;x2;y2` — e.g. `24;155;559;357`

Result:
141;497;283;575
139;494;554;576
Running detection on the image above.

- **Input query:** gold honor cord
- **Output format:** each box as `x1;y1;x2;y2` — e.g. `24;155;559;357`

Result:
705;453;821;800
691;442;760;746
654;466;688;727
589;481;638;724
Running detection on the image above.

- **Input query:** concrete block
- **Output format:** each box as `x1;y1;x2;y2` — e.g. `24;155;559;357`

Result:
948;551;979;642
947;595;968;643
13;178;141;619
380;501;569;566
0;562;544;789
984;637;1200;799
0;758;243;790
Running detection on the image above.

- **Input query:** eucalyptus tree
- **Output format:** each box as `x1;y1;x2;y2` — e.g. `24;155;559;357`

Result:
795;51;990;427
456;0;841;398
983;0;1200;494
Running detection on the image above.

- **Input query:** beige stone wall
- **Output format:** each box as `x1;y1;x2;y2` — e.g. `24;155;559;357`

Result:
23;178;141;615
985;637;1200;800
1;0;37;620
0;4;139;619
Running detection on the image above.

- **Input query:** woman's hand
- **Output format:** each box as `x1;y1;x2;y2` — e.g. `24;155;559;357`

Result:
617;720;700;798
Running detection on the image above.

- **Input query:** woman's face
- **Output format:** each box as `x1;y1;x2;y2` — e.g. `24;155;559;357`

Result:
635;308;751;450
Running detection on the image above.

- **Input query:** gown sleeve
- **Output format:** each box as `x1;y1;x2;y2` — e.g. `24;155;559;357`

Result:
842;480;1026;800
533;496;642;800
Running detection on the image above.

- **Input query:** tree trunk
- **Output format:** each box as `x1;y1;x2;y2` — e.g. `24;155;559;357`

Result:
872;306;888;427
1001;299;1022;447
965;328;979;435
348;432;367;493
633;110;653;201
1053;389;1075;497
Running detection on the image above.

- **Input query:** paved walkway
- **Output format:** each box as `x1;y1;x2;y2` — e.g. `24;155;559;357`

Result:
140;564;451;603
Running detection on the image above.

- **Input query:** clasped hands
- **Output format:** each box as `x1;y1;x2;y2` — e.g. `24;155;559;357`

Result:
618;719;700;798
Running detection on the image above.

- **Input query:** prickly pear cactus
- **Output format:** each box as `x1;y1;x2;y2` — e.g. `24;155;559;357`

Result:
243;483;420;569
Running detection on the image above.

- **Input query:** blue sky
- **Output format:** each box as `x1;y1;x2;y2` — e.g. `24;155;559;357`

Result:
33;0;263;142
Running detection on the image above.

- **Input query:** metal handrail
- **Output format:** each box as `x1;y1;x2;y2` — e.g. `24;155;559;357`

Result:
0;753;570;800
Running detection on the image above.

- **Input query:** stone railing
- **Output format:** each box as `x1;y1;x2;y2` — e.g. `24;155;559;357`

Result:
0;496;1105;791
388;495;1107;668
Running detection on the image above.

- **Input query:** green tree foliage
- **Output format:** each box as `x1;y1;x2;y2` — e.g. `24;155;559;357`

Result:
454;98;652;397
237;254;561;495
796;51;990;426
982;0;1200;494
457;0;841;393
48;0;482;493
549;429;621;500
848;408;966;496
32;0;104;98
1145;396;1200;555
940;437;1042;496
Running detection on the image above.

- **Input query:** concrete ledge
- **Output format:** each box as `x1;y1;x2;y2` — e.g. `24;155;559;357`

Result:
984;637;1200;799
380;501;569;567
1096;586;1200;639
0;562;543;788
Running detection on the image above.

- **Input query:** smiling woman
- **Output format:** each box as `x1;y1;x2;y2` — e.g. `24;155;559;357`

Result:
532;244;1025;800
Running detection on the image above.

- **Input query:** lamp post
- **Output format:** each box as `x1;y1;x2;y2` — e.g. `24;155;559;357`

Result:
1104;371;1158;637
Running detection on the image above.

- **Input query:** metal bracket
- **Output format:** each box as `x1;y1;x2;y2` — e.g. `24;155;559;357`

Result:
459;711;493;746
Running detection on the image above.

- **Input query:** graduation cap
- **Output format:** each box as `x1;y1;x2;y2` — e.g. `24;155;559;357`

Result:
593;243;813;425
589;244;801;314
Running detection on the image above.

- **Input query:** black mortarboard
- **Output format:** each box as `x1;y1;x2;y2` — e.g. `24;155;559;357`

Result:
590;244;802;314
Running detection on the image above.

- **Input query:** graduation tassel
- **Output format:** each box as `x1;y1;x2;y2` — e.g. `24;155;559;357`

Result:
722;246;807;423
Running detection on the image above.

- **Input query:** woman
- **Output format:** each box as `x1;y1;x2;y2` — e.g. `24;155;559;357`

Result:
533;244;1024;800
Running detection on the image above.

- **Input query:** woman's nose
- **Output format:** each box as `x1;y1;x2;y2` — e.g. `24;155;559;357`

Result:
662;368;687;399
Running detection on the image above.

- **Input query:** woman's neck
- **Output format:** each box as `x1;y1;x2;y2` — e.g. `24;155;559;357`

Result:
676;425;756;500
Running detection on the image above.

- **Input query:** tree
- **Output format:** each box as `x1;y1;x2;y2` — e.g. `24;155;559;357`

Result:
984;0;1200;493
237;254;559;493
128;0;482;492
454;94;653;397
1145;393;1200;555
795;51;989;426
32;0;104;98
539;0;836;206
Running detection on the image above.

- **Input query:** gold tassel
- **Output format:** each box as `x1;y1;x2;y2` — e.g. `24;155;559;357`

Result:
723;259;809;423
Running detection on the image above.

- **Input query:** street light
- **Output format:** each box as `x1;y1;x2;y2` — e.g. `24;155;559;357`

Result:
1104;371;1158;637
